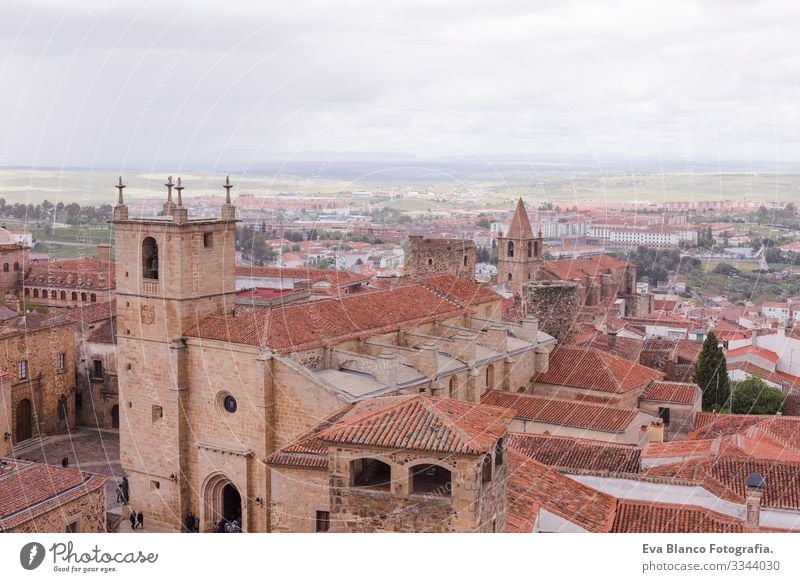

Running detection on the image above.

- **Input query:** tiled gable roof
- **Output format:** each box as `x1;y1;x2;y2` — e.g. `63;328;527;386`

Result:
65;301;116;324
0;460;107;531
611;500;768;533
319;395;514;456
508;433;641;473
420;273;501;307
505;450;616;533
481;391;641;433
184;284;466;353
541;254;630;281
533;346;663;393
727;345;780;363
639;381;699;405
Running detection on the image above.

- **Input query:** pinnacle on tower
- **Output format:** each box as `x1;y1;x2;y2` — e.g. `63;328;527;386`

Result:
223;175;233;205
165;175;174;203
115;176;126;205
507;198;533;239
175;177;184;206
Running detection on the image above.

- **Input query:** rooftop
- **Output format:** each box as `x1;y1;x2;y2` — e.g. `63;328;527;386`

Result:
639;381;699;405
508;432;641;474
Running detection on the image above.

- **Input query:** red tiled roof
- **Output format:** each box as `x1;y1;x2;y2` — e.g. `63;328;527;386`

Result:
639;381;699;405
689;413;774;440
319;395;514;456
505;450;616;533
727;361;800;389
642;439;718;459
64;301;116;324
533;346;664;394
541;255;630;281
611;500;770;533
481;391;641;433
235;265;369;288
726;345;780;363
0;459;107;531
506;198;534;239
25;257;115;289
184;284;466;353
420;273;501;307
508;433;641;473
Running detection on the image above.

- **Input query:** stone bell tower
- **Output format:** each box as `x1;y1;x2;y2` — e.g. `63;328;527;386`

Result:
112;176;238;528
497;198;543;297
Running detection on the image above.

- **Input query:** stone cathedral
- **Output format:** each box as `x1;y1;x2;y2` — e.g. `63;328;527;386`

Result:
113;178;554;532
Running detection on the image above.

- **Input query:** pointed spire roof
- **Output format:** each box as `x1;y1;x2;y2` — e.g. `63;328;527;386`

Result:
507;198;533;239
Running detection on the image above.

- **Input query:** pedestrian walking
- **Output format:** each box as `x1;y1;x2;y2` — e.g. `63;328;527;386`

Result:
136;511;144;530
129;510;136;530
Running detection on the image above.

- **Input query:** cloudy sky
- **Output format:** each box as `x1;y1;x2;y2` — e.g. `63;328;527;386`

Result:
1;0;799;170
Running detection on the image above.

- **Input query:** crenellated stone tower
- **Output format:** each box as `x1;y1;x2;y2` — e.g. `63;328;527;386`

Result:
497;198;543;297
112;176;238;527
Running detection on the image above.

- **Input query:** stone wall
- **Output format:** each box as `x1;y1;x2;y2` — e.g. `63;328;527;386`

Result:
3;320;77;444
405;236;476;279
270;466;329;532
8;482;106;533
638;400;698;441
522;280;580;344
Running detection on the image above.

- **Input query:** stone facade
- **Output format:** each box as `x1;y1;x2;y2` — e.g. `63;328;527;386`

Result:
1;315;77;445
522;281;581;344
6;482;107;533
75;319;118;429
405;236;476;279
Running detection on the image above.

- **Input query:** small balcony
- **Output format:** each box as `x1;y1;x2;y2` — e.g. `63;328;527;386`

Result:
141;278;160;296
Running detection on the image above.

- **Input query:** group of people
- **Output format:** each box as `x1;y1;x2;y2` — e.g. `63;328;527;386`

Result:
129;510;144;529
183;513;200;533
217;519;242;533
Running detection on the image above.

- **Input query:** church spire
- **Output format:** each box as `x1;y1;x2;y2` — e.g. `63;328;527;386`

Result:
507;198;533;239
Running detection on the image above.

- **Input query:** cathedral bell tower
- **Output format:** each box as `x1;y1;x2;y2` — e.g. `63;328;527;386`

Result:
112;176;238;528
497;198;543;298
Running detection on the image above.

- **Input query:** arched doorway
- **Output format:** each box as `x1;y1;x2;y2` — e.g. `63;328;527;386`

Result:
16;399;32;442
110;405;119;429
203;474;244;532
222;484;241;523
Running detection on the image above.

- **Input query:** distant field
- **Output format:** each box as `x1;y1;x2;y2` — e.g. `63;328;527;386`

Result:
33;242;99;259
1;168;799;206
698;259;761;272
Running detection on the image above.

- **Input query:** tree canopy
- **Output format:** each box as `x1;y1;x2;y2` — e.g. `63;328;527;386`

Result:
731;376;786;415
692;331;731;411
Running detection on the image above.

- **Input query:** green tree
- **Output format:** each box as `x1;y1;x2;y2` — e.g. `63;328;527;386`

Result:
692;331;730;411
731;376;786;415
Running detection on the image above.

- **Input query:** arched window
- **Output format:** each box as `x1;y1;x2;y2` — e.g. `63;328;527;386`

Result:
33;289;38;298
60;291;66;300
81;292;87;302
463;254;468;267
507;241;514;257
142;236;159;280
2;263;8;272
51;290;57;299
527;241;532;258
495;439;505;467
24;288;29;297
41;289;47;298
71;292;77;301
90;293;96;302
485;364;494;389
13;261;19;271
427;258;433;266
507;273;512;282
351;458;391;490
410;464;451;496
482;454;493;483
449;376;457;398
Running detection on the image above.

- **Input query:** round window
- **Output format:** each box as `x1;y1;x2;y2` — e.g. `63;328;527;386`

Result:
223;395;237;413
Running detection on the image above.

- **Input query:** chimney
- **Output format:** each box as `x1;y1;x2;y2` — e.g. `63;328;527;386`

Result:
486;323;508;354
648;418;664;443
450;333;477;363
375;351;398;387
744;473;766;528
416;343;439;378
607;330;618;350
517;316;539;343
751;329;758;346
97;243;112;264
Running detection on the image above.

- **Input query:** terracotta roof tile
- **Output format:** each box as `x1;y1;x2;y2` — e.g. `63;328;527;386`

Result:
505;450;616;533
727;345;780;363
0;459;107;531
64;301;116;324
639;381;699;405
533;346;663;394
508;433;641;473
481;391;642;433
420;273;501;307
184;284;466;353
611;500;770;533
319;395;514;456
